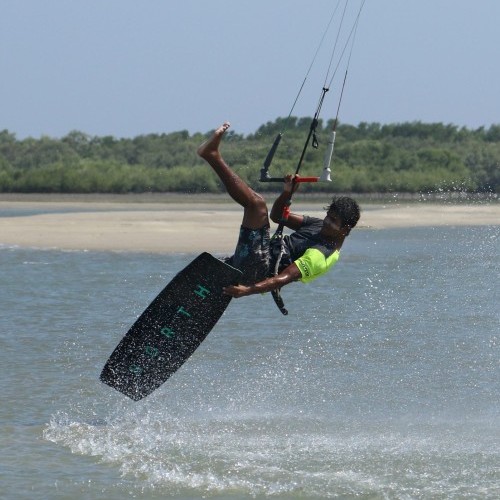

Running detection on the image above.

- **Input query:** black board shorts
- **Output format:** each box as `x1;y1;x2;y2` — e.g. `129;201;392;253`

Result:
224;225;271;285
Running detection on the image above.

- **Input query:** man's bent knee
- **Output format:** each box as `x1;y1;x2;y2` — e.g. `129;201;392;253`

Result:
249;192;268;214
242;193;269;229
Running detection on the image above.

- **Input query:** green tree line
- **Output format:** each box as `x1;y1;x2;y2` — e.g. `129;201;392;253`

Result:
0;119;498;194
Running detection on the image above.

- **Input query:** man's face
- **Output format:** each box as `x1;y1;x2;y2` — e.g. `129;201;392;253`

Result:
321;210;344;236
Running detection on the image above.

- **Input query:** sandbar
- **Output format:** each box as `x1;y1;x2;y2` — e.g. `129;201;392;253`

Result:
0;195;498;253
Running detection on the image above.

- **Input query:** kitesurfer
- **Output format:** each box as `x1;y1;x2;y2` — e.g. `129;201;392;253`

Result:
197;122;360;299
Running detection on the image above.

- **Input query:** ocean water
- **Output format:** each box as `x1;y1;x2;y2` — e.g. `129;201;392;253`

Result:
1;225;499;499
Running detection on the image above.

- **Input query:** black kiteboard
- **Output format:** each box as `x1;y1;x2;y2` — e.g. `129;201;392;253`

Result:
100;252;242;401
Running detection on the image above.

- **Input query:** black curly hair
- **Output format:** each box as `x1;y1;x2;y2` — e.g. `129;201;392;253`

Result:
325;196;361;229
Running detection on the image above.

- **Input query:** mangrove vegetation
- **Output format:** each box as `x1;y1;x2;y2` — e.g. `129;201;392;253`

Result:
0;119;498;194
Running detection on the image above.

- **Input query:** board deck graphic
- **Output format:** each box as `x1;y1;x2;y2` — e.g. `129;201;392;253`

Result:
100;252;242;401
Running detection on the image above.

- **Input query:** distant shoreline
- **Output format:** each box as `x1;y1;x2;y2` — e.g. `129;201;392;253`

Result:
0;195;498;254
0;191;497;204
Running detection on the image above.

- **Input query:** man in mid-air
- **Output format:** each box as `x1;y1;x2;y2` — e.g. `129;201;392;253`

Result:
197;122;360;299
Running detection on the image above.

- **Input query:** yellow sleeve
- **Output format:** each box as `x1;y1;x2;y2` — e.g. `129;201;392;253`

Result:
294;247;340;283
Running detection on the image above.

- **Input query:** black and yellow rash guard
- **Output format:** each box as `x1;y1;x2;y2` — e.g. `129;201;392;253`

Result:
271;215;340;283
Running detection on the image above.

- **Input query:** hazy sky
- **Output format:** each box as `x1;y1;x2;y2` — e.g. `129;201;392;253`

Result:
1;0;499;139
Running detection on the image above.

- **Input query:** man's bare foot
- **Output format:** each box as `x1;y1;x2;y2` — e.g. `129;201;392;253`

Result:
197;122;230;160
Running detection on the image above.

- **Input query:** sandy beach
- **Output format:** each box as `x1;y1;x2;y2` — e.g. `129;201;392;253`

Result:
0;195;498;253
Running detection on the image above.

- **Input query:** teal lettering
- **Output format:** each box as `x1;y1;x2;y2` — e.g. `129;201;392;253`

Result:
161;326;175;338
194;284;211;299
145;346;159;357
129;365;143;375
177;306;191;317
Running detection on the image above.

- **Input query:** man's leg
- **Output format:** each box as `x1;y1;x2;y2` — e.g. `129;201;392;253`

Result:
197;122;268;230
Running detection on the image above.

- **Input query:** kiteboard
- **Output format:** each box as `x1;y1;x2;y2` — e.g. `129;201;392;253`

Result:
100;252;242;401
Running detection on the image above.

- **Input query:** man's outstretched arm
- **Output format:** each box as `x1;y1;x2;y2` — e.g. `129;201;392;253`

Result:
223;263;301;298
